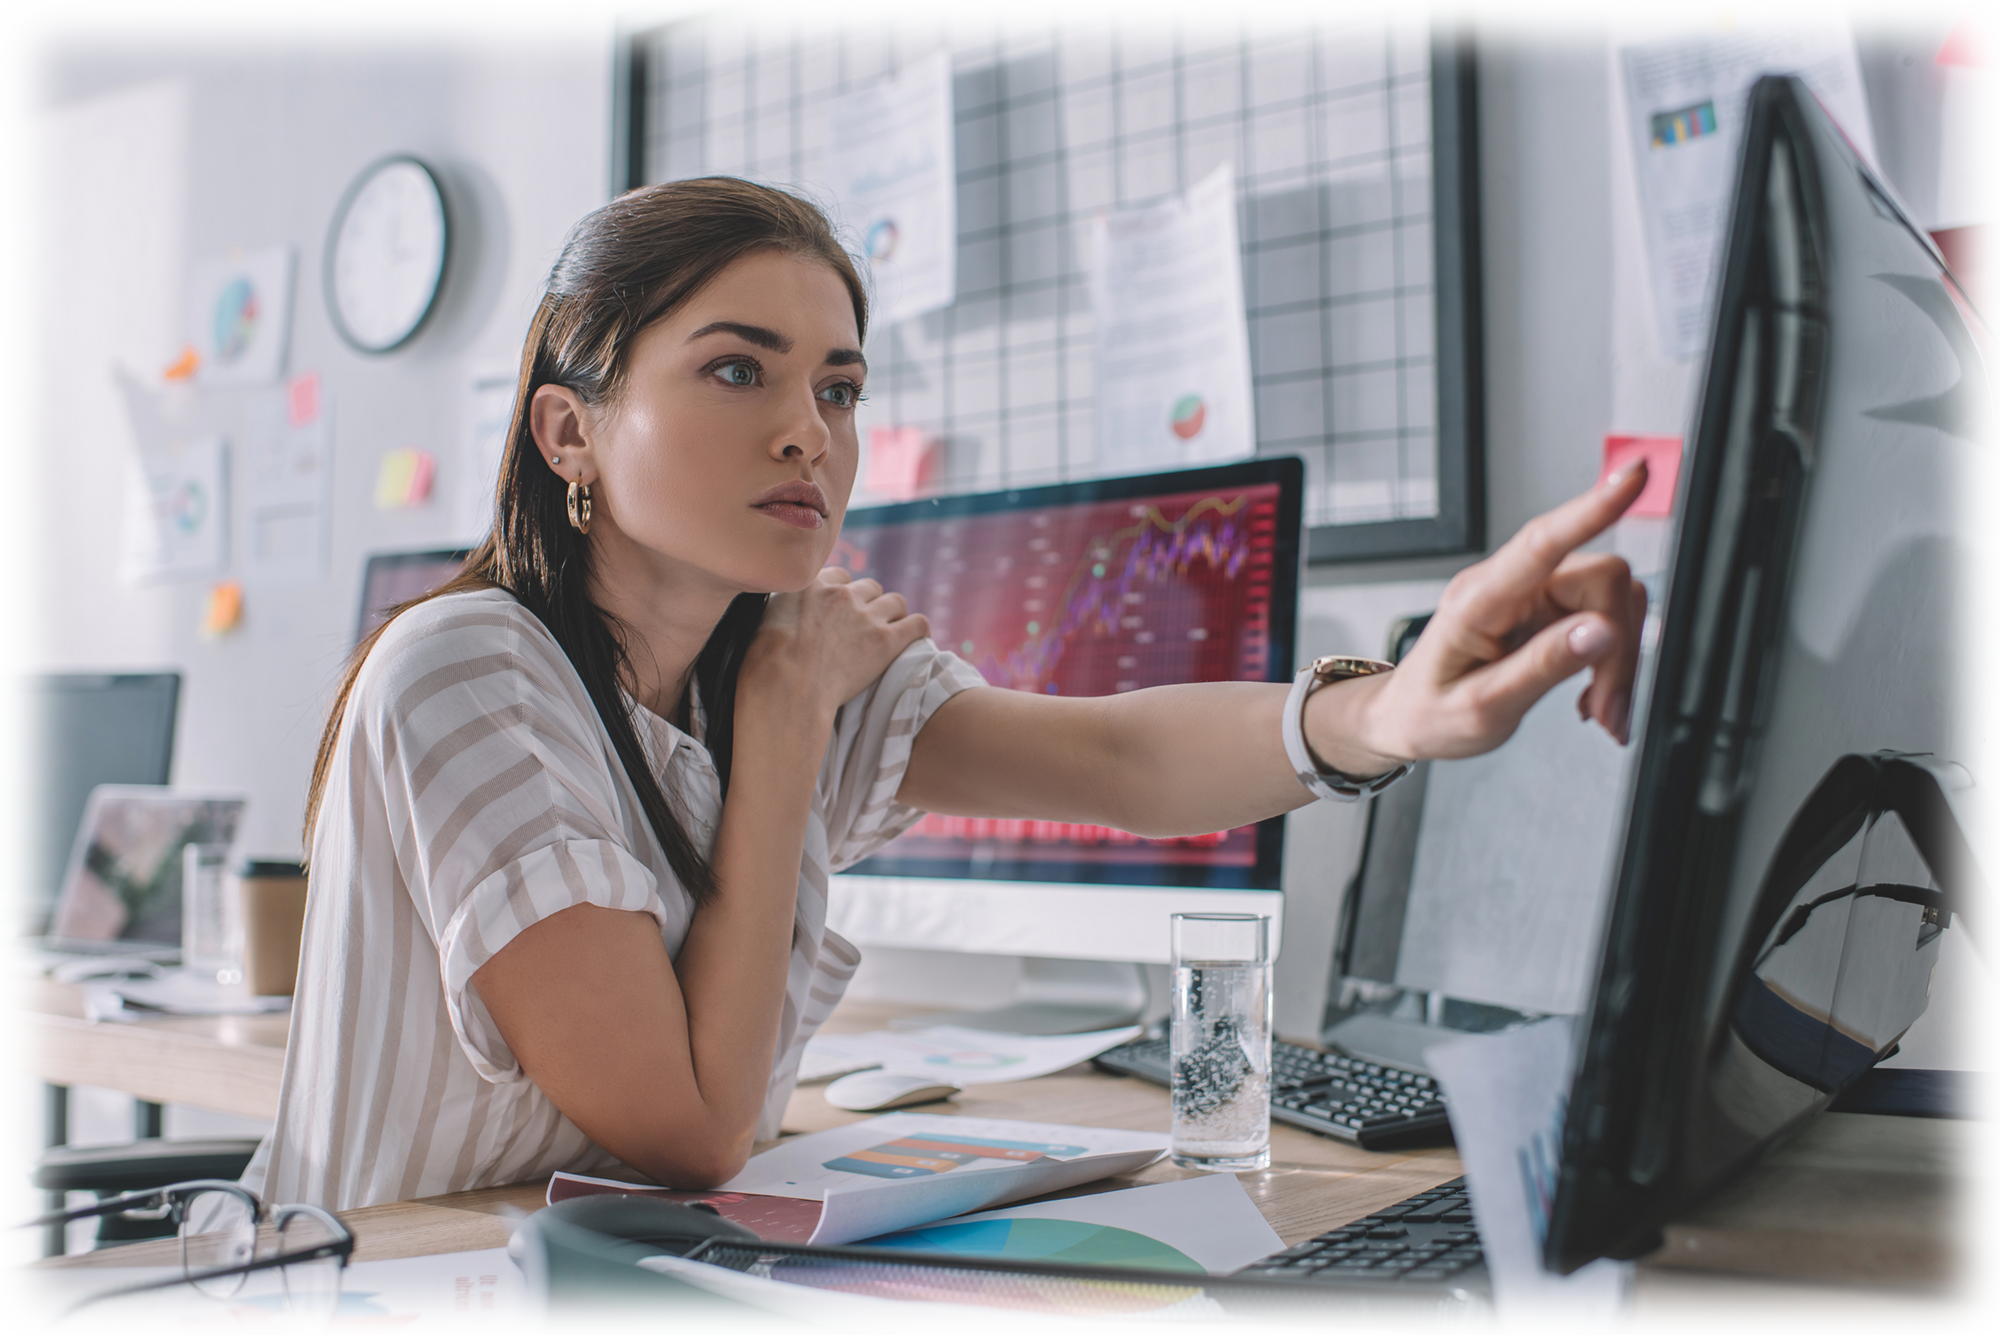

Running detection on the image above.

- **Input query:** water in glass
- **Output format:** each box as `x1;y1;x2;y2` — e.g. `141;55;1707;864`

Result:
1171;960;1271;1170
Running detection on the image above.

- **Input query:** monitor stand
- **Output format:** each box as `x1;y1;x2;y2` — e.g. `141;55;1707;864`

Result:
889;957;1152;1035
1323;995;1538;1074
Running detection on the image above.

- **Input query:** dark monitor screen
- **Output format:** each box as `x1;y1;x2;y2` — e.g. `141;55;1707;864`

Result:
19;673;180;932
835;457;1302;890
1546;76;1979;1271
357;549;470;645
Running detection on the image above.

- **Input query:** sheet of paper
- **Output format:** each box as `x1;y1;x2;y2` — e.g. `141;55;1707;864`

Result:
638;1251;1038;1326
458;366;516;539
92;969;290;1019
1091;163;1256;474
239;383;330;587
189;244;296;387
120;436;229;581
1619;21;1876;359
801;1024;1141;1086
873;1172;1282;1276
28;1249;523;1323
720;1111;1167;1202
823;50;956;326
1936;67;2000;229
1425;1018;1630;1317
811;1147;1162;1246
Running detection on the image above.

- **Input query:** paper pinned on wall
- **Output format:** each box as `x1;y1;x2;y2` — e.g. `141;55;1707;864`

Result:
119;434;228;582
1619;21;1877;360
188;245;296;387
823;51;957;326
1091;164;1256;475
240;383;330;587
457;367;516;539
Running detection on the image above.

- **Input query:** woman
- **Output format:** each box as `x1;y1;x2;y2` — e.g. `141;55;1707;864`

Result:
245;178;1647;1210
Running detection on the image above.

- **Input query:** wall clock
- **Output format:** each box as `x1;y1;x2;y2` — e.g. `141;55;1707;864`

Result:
324;155;449;354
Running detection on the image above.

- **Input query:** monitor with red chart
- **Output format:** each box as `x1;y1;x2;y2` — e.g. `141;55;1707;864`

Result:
833;458;1302;891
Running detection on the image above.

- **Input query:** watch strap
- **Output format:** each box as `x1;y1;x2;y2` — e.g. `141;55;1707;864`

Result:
1282;656;1411;803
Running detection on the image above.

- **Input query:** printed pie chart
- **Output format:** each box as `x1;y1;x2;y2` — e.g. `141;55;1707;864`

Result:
867;1218;1205;1274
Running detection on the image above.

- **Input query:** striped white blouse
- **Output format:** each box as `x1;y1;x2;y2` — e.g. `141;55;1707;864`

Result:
242;588;985;1210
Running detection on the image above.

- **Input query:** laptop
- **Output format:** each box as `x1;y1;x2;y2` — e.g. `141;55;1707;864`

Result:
0;783;246;979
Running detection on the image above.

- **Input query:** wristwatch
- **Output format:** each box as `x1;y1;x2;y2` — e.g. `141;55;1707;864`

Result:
1281;656;1411;802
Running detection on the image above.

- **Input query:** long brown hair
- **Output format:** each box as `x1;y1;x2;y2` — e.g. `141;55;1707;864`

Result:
304;177;868;903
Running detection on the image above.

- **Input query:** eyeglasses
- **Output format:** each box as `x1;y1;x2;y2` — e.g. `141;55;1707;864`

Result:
28;1179;353;1317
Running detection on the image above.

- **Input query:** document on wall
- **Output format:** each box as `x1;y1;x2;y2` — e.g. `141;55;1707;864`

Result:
238;381;330;587
457;365;516;540
1619;21;1877;359
1091;164;1256;474
114;367;228;583
822;50;956;326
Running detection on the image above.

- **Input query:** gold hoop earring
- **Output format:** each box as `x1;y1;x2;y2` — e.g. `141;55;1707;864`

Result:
567;479;592;535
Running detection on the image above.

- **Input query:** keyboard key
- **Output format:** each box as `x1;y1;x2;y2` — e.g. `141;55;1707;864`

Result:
1363;1226;1408;1239
1440;1211;1474;1224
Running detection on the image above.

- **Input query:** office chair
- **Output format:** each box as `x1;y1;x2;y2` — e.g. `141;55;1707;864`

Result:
35;1137;264;1246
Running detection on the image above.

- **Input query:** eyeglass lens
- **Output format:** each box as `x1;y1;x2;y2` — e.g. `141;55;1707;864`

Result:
179;1189;257;1298
275;1208;345;1315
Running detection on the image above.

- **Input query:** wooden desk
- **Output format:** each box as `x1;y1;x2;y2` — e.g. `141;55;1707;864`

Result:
19;999;1472;1271
26;978;289;1122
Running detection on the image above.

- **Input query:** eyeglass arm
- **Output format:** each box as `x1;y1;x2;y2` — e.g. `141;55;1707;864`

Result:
18;1178;254;1231
63;1229;354;1316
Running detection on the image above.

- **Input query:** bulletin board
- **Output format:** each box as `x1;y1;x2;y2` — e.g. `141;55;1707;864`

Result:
616;16;1483;563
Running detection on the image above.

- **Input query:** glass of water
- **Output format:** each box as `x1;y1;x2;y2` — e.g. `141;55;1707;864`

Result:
181;843;243;985
1170;912;1272;1171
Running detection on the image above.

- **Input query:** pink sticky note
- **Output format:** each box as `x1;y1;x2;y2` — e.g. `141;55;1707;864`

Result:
288;372;321;427
1600;435;1682;518
1936;0;2000;71
1936;222;2000;321
869;426;938;501
406;449;436;505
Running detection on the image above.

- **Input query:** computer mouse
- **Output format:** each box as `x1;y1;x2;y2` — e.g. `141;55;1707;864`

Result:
508;1193;761;1265
823;1069;963;1111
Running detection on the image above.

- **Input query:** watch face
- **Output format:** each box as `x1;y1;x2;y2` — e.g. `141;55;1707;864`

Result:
327;158;447;352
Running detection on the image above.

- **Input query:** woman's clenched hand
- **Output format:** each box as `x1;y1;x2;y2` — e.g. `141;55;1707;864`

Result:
740;567;932;722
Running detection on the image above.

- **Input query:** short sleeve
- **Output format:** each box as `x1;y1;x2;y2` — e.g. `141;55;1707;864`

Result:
357;594;673;1082
817;639;987;871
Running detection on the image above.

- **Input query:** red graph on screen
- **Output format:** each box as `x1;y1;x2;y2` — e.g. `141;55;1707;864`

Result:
834;484;1279;870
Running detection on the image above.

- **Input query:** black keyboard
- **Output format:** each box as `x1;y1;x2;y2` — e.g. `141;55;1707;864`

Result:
1234;1175;1487;1292
1092;1036;1453;1150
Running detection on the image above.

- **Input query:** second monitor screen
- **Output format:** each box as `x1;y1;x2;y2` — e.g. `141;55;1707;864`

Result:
834;477;1287;890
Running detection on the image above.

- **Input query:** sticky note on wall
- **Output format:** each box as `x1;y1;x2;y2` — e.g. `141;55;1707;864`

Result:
374;449;436;509
1599;435;1682;517
1936;0;2000;72
868;426;939;501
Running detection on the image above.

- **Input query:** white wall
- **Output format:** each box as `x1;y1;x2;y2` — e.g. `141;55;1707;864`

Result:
0;0;1992;1263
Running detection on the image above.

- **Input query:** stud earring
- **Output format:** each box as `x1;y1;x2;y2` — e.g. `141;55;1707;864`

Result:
550;455;561;466
567;478;592;535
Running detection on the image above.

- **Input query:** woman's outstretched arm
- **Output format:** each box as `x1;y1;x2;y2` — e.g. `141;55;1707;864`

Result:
899;465;1651;836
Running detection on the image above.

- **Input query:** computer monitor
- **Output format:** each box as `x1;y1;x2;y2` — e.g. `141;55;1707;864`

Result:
18;672;180;935
1544;76;1981;1271
356;548;471;644
827;458;1303;993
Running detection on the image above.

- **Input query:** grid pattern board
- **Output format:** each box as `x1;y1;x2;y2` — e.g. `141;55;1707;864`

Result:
638;17;1441;530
